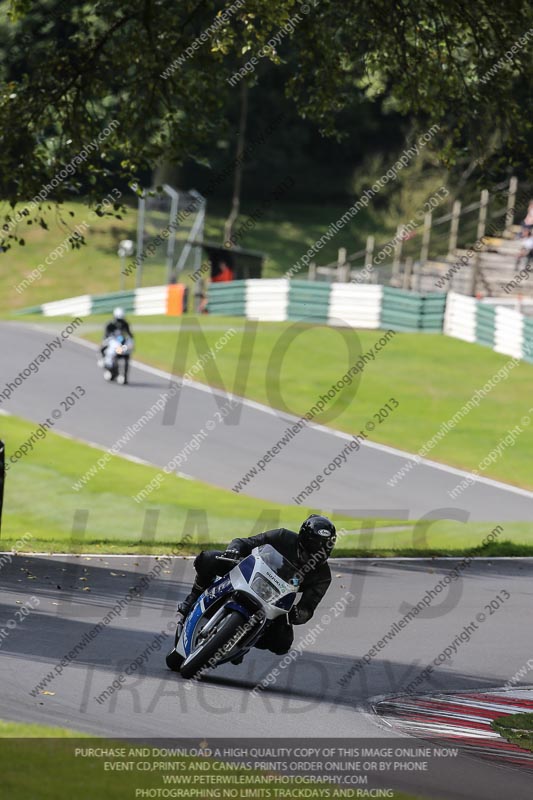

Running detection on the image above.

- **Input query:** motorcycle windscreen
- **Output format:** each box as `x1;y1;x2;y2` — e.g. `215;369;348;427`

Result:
253;544;298;583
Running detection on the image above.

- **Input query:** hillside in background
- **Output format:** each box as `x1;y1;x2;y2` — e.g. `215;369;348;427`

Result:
1;196;387;313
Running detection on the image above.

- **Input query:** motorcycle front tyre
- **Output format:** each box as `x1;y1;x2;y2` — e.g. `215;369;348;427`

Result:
179;610;249;679
165;621;185;671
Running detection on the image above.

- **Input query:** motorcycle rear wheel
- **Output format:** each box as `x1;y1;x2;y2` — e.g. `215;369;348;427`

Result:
179;610;247;679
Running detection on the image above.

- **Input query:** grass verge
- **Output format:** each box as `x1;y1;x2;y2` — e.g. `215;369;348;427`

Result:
0;720;428;800
2;413;531;555
0;416;533;558
491;713;533;752
79;317;533;491
0;719;88;738
0;412;394;555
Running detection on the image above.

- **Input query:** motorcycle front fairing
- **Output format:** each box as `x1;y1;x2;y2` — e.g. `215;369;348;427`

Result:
176;575;264;661
104;335;133;366
176;575;237;659
235;545;299;620
176;545;300;663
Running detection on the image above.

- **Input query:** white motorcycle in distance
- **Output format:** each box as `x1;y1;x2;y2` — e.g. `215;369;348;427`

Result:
166;544;301;679
101;334;134;385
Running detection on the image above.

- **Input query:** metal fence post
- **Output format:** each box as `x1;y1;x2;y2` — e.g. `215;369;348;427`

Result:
193;197;206;278
413;259;422;292
505;176;518;236
469;189;489;296
448;200;461;256
163;185;179;283
392;225;403;279
402;257;414;290
136;194;145;289
337;247;348;282
365;235;375;270
420;212;432;267
174;191;206;277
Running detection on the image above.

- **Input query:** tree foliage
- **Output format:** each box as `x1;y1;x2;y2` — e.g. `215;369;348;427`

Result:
1;0;532;246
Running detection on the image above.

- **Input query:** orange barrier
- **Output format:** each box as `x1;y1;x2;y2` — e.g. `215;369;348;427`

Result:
166;284;185;316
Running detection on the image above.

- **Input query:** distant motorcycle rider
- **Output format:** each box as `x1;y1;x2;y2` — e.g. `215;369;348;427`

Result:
99;307;134;382
102;306;133;343
177;515;336;657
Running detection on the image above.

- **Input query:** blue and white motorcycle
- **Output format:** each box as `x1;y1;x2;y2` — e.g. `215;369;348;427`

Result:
166;544;300;679
101;334;133;384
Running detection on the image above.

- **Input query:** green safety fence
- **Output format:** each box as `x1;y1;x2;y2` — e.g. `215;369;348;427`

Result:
476;304;497;348
381;287;446;331
522;317;533;363
90;290;136;315
207;280;247;316
287;280;331;323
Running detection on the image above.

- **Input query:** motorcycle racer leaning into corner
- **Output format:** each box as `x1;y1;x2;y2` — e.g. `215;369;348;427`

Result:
177;515;336;661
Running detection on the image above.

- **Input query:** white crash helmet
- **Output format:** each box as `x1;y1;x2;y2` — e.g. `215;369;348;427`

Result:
113;307;125;320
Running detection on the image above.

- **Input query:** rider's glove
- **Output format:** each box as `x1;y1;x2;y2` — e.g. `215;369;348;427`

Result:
223;548;241;561
288;606;311;625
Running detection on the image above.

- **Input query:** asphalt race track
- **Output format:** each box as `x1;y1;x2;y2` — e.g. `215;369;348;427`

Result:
2;321;533;798
1;554;533;798
1;321;533;521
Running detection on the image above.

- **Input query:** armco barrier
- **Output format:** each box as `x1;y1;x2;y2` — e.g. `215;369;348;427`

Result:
206;281;247;316
209;279;329;322
328;284;382;328
443;292;477;343
475;304;496;348
42;294;93;318
287;280;331;323
208;280;446;332
523;317;533;363
445;291;532;362
91;290;135;316
494;306;523;359
246;279;289;321
381;287;446;332
134;286;167;316
17;279;533;368
419;294;448;331
17;285;187;317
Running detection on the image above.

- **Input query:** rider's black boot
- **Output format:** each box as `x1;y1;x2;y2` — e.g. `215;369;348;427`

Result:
177;580;204;618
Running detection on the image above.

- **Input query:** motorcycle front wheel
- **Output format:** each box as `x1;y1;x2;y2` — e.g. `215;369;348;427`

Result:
179;610;248;679
165;648;184;672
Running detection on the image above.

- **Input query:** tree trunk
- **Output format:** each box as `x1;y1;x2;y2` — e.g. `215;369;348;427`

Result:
224;81;249;245
152;161;182;189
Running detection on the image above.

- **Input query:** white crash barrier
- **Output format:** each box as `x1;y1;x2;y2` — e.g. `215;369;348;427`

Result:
134;286;167;316
246;279;289;321
443;291;477;343
42;294;92;318
494;306;524;359
328;283;382;328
